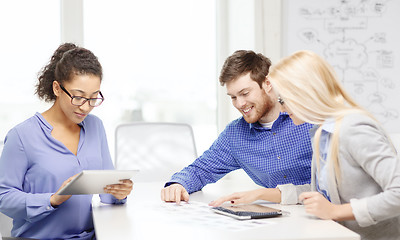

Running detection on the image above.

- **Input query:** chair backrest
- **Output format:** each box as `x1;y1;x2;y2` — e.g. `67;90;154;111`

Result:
0;212;12;237
115;122;197;182
0;140;3;155
0;141;13;237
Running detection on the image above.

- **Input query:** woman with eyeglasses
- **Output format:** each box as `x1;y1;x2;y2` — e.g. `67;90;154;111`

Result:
0;43;133;239
210;50;400;240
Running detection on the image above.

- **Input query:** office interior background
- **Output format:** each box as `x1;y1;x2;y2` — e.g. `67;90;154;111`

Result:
1;0;399;181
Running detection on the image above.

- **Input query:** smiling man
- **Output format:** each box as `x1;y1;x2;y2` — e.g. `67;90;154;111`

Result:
161;50;313;204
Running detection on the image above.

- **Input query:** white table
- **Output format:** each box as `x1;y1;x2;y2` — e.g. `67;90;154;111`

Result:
92;180;360;240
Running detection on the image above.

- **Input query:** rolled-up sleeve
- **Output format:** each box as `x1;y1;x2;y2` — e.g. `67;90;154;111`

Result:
277;183;311;205
350;198;377;227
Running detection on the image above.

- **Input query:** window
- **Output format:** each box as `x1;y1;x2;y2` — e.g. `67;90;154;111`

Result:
0;0;60;140
84;0;217;155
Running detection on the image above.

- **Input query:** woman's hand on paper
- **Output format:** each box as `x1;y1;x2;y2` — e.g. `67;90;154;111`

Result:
299;191;355;221
299;192;335;219
209;189;263;207
209;188;282;207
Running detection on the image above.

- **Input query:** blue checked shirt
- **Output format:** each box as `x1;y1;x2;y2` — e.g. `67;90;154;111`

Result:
168;112;313;193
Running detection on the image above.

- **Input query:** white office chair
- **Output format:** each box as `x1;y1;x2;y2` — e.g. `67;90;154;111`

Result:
0;213;13;238
114;122;197;182
0;141;14;238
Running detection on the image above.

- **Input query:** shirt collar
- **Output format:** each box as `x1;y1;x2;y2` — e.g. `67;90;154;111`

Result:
35;112;85;131
309;118;335;137
249;112;289;130
321;118;335;133
35;112;52;131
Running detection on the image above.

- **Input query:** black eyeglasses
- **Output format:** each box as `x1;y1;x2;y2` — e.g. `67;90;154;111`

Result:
60;85;104;107
277;96;285;105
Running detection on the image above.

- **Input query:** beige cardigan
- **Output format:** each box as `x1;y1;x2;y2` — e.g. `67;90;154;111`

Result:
277;113;400;240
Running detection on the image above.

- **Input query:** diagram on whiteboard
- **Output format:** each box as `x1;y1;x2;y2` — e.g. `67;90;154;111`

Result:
284;0;400;131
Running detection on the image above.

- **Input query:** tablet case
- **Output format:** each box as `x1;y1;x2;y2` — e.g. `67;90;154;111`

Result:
212;204;283;220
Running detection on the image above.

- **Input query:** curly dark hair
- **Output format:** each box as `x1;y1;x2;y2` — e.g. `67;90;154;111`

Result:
35;43;103;102
219;50;271;88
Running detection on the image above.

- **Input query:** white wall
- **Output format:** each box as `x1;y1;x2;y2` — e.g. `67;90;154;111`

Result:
58;0;284;144
60;0;83;46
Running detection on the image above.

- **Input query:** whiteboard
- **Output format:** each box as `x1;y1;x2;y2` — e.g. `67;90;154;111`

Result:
282;0;400;132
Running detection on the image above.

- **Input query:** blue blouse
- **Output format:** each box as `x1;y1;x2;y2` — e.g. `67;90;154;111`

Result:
312;119;335;202
0;113;123;239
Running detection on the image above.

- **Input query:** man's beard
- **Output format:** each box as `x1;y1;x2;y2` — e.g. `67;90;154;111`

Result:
242;93;274;124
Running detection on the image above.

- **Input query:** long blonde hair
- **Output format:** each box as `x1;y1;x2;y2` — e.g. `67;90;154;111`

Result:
268;50;368;182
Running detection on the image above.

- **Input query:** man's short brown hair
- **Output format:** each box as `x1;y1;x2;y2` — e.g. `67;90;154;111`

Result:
219;50;271;88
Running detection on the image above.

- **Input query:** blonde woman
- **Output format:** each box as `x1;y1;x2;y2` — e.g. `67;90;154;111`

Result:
210;50;400;240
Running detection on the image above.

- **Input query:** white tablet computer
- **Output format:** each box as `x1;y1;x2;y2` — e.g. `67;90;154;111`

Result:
57;170;138;195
